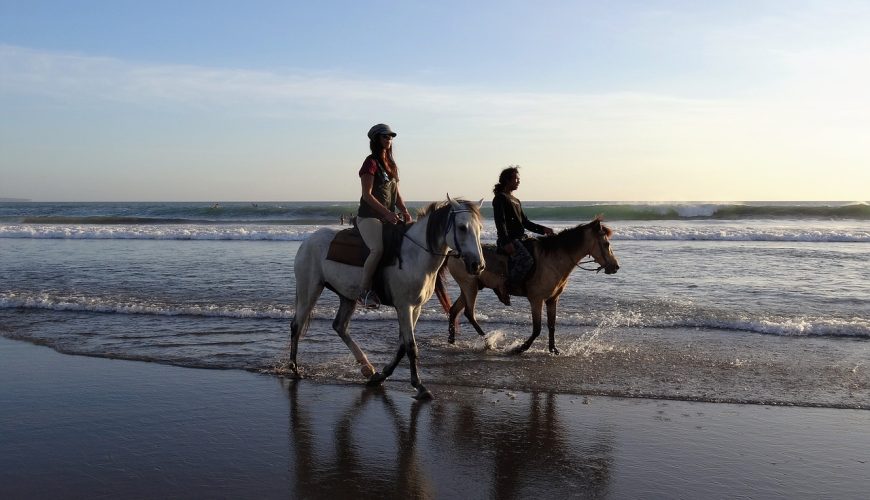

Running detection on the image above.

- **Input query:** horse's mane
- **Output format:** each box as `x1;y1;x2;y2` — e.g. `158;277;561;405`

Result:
537;215;612;256
416;199;480;251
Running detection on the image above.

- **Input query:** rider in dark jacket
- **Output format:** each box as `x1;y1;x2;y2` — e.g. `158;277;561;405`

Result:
491;166;553;305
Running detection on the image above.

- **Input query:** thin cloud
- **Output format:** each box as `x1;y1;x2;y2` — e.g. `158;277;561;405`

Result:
0;44;732;132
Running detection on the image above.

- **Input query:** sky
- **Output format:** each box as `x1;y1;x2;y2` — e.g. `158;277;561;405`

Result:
1;0;868;202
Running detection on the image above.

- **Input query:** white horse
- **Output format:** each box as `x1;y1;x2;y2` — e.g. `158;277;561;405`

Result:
290;196;484;400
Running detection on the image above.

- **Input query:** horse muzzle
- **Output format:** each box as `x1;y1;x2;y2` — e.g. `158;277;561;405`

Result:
604;263;619;274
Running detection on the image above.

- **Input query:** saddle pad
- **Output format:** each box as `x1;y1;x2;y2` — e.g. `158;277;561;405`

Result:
326;228;369;267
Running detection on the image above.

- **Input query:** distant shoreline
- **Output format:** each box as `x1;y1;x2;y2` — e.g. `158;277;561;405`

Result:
0;198;30;202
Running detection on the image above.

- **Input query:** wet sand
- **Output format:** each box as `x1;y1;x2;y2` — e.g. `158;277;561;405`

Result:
1;337;867;499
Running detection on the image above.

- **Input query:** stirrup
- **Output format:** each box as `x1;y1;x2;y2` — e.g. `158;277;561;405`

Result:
357;289;381;309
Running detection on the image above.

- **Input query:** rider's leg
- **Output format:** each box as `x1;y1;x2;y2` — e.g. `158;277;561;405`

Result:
508;238;534;284
357;216;383;307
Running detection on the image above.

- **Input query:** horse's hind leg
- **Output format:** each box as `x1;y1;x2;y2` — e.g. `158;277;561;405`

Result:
289;317;307;377
333;296;375;377
290;281;323;377
447;294;466;344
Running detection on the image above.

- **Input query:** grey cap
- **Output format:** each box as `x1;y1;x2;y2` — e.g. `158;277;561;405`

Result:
367;123;397;140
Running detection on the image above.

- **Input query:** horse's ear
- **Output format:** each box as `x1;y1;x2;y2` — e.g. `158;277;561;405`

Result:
476;198;484;208
447;193;459;209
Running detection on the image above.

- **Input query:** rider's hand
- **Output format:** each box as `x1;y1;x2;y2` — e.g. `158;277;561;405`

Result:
401;211;413;223
385;212;400;224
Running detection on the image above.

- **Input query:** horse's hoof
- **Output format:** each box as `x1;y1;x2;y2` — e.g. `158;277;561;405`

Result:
414;387;434;400
366;372;385;387
285;363;303;378
549;346;561;355
448;335;455;344
509;346;527;356
360;363;376;378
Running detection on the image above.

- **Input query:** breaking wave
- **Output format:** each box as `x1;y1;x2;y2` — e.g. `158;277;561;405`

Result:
1;223;867;242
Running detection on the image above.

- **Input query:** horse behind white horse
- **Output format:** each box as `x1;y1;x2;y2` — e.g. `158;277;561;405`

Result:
290;196;484;400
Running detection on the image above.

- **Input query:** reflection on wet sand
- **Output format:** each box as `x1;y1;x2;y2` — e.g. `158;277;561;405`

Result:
282;380;614;498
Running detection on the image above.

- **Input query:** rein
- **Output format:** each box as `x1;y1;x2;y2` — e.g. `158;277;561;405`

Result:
401;207;470;260
402;233;454;258
576;259;603;272
575;232;611;273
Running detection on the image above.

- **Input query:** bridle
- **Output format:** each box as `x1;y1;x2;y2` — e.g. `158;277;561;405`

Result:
443;207;473;259
401;206;476;260
576;229;612;273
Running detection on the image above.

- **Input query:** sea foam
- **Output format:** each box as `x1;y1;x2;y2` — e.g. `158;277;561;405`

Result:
3;291;867;338
1;223;868;242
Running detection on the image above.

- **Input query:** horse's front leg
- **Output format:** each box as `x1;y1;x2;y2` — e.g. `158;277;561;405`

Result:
374;305;432;399
512;298;544;354
447;294;466;344
546;296;559;354
367;343;405;387
367;306;429;397
462;285;487;337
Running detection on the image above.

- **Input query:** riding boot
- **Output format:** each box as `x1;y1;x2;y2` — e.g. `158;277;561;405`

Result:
493;281;511;306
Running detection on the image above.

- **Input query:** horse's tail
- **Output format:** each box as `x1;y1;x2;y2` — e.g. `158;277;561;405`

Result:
434;259;452;314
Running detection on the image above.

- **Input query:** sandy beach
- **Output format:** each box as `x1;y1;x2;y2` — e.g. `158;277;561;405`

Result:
1;336;867;499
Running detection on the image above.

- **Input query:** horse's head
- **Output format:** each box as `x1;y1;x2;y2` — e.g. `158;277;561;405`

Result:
586;218;619;274
445;195;485;276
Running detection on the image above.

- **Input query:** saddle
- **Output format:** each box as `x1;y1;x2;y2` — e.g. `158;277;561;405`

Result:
326;226;369;267
326;222;406;267
325;222;408;306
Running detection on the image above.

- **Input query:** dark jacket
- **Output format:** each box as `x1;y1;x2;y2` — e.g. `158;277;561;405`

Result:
493;192;547;248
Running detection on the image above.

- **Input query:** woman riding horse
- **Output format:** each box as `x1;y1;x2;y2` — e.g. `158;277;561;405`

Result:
439;216;619;354
492;166;553;305
291;197;485;399
356;123;414;309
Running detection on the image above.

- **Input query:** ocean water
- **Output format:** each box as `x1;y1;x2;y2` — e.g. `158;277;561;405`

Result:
1;201;868;408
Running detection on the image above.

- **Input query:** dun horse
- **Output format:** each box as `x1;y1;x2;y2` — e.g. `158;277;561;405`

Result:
290;197;484;400
436;217;619;354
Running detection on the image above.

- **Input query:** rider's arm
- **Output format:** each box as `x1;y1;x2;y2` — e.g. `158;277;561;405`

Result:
395;190;413;222
521;209;552;235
